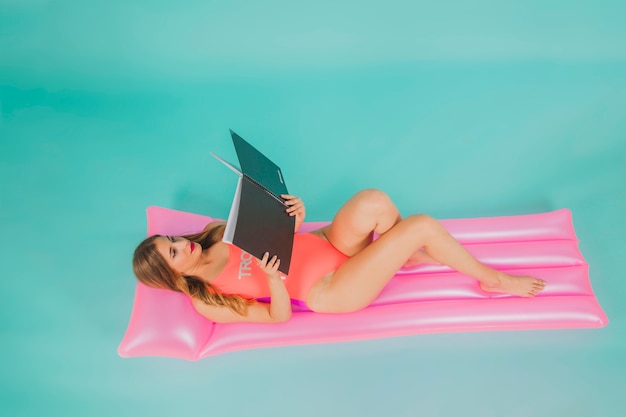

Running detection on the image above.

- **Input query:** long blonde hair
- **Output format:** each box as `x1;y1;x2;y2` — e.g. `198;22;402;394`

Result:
132;226;252;315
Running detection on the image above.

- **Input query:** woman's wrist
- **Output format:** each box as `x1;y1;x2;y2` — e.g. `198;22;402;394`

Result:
267;272;285;283
266;271;291;322
257;252;290;321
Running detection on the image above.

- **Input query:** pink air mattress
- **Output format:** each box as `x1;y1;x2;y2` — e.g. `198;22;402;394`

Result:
118;207;608;360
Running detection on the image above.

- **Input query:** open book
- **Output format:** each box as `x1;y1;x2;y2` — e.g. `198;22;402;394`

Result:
211;130;295;274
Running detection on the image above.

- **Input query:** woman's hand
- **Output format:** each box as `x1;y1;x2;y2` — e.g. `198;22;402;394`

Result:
256;252;292;322
257;252;282;281
281;194;305;233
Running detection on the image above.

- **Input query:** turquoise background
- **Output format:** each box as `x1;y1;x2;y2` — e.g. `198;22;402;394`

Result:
1;1;625;416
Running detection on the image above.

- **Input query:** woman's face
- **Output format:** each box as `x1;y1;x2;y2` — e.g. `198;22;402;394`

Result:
154;236;203;276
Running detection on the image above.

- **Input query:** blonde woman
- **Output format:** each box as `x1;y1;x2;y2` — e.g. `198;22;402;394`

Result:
133;189;546;323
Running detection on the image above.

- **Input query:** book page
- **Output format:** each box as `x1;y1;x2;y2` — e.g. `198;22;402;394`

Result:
222;176;242;244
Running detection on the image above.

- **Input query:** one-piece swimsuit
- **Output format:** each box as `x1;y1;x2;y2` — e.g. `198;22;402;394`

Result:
210;233;349;307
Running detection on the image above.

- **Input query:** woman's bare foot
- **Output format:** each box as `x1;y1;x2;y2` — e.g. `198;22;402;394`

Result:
480;272;547;297
402;249;443;268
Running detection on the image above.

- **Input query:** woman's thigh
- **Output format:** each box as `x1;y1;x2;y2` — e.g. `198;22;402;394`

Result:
307;215;429;313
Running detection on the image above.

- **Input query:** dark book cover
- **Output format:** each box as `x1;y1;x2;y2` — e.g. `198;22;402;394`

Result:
213;130;295;274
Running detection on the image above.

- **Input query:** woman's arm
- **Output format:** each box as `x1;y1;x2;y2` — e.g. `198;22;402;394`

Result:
192;252;292;324
281;194;306;233
192;297;291;324
257;252;292;322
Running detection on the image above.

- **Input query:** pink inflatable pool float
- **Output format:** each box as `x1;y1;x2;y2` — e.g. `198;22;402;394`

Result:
118;207;608;360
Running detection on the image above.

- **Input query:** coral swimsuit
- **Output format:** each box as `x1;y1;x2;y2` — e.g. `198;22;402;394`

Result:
210;233;349;306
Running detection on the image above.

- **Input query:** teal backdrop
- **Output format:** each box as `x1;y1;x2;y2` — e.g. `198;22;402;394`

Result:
1;1;625;416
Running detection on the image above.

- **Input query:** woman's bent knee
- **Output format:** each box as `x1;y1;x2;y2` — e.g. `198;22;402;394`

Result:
352;189;397;227
354;189;392;209
405;214;444;236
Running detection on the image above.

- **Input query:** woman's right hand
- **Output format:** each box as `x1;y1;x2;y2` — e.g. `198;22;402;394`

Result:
256;252;292;322
258;252;282;281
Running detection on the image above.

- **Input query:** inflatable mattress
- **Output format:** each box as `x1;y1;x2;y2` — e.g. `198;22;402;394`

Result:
118;206;608;360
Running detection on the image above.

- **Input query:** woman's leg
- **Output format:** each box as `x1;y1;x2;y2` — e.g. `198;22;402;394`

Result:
319;189;402;256
308;190;547;313
319;189;438;266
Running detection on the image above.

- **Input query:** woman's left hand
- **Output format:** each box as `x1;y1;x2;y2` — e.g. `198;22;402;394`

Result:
281;194;306;232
